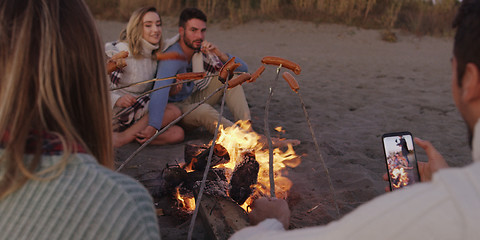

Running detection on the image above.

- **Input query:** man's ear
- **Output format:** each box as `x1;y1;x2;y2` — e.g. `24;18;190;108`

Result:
179;26;184;37
461;63;480;102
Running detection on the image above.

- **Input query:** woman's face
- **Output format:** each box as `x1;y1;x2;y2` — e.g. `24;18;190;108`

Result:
142;11;162;45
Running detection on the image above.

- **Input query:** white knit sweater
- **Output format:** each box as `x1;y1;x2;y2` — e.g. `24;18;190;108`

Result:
108;39;159;110
0;153;160;240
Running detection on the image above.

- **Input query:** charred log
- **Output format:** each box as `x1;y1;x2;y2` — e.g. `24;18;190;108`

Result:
184;144;230;171
229;151;259;205
135;169;166;199
163;165;188;186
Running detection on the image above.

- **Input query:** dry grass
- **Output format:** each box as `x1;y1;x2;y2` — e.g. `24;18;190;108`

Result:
86;0;460;36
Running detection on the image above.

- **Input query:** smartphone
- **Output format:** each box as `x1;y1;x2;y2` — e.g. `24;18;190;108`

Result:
382;131;420;191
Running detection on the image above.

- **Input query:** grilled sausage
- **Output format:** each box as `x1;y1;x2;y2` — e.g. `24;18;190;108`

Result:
176;72;207;80
261;56;301;75
228;73;252;89
248;65;266;83
282;72;300;93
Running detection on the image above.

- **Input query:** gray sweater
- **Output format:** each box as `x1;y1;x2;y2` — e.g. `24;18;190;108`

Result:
0;152;160;240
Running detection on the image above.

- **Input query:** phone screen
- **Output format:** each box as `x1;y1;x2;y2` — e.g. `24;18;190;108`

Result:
382;132;420;191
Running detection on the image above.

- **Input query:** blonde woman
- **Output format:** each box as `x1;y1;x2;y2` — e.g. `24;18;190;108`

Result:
108;6;184;148
0;0;160;239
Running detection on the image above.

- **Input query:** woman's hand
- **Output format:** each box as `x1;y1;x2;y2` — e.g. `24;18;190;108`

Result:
115;94;136;108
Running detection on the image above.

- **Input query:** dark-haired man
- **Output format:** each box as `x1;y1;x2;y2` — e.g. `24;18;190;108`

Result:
230;0;480;239
136;8;250;141
396;136;410;165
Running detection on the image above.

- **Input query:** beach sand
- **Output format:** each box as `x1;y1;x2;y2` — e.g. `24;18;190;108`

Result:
97;18;471;239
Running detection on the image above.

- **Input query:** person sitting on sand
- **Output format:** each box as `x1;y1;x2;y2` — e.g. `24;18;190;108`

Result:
0;0;160;239
230;0;480;239
137;7;300;147
135;7;250;139
396;136;410;165
107;6;184;148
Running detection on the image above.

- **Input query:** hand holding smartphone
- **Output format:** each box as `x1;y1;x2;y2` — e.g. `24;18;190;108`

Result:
382;132;420;191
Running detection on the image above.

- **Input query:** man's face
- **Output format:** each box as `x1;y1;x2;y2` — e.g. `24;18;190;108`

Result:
180;18;206;51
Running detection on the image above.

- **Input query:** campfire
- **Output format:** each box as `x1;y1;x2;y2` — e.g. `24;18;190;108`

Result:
215;120;300;209
167;120;301;213
390;167;409;189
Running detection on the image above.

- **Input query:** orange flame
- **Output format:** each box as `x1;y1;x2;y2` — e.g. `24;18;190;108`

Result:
184;158;196;173
175;187;195;212
274;126;285;133
391;167;409;189
215;120;301;211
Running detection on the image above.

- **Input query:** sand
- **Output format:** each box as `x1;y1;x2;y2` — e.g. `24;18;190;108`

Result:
96;18;472;239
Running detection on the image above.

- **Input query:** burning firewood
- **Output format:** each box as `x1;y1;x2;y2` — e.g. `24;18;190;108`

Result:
184;143;230;171
163;166;188;191
229;151;259;205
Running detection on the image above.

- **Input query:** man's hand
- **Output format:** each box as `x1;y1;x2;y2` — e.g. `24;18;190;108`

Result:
201;40;229;62
383;137;450;192
169;79;183;96
115;94;136;108
248;197;290;229
414;137;449;181
135;125;157;144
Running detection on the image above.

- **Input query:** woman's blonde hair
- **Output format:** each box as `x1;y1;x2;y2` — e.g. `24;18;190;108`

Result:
120;6;162;59
0;0;113;198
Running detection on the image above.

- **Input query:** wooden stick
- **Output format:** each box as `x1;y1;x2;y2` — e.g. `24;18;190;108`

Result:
110;71;246;91
136;78;197;99
264;64;282;198
110;76;177;91
281;73;340;218
297;90;340;218
112;78;199;119
187;79;229;240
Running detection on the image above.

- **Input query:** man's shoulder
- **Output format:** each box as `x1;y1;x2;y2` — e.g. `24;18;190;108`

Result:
157;42;188;74
164;41;182;54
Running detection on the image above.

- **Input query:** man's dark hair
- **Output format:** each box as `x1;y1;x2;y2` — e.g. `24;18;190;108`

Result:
453;0;480;85
179;8;207;28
